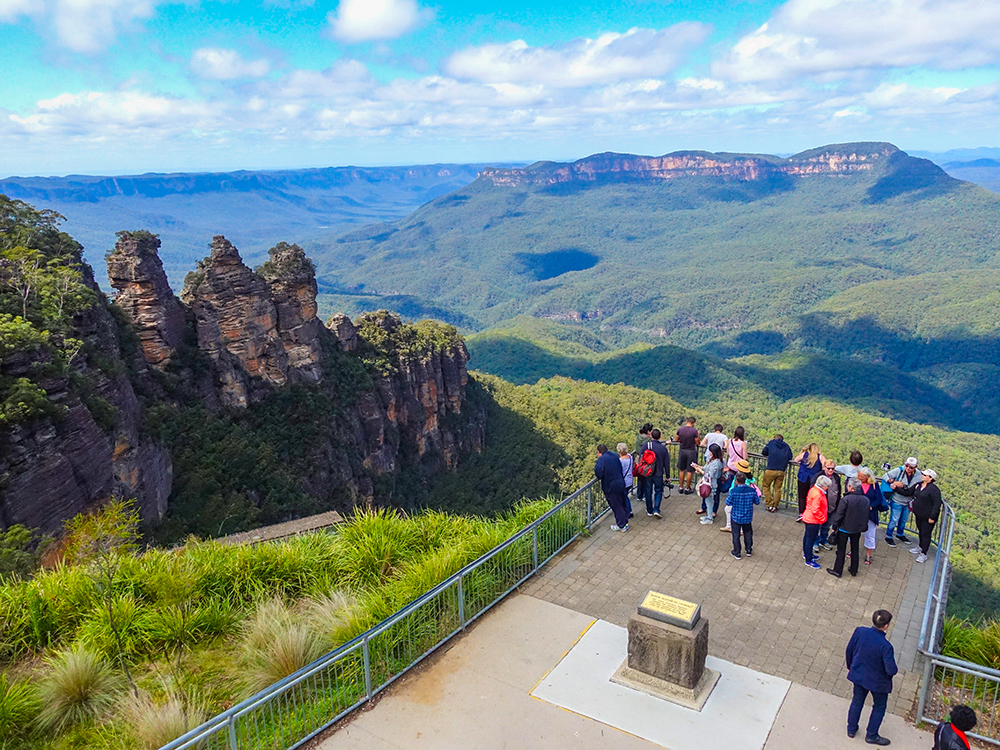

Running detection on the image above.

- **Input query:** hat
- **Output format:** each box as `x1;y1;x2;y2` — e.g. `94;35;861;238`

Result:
922;468;937;481
905;457;919;467
735;459;752;473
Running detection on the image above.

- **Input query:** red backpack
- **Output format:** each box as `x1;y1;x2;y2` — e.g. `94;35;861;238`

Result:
634;446;656;478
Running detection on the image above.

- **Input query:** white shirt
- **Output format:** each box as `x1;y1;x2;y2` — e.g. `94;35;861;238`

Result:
704;432;727;456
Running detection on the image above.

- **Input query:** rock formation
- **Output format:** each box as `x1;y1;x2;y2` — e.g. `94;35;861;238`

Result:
106;231;187;367
480;143;902;187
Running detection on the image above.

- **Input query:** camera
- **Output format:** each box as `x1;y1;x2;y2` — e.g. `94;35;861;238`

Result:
882;462;891;471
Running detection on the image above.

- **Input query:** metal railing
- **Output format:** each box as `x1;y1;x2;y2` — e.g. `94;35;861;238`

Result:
160;479;605;750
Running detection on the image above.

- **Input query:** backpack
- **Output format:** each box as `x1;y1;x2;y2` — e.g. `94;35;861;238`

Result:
634;446;656;478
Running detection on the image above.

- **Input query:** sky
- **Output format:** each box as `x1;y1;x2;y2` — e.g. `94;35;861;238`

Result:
2;0;1000;176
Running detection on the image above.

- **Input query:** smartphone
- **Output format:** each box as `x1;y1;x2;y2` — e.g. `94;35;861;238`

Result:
882;462;891;471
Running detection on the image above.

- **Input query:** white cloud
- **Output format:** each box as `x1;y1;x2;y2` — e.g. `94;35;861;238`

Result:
0;0;37;22
446;24;710;88
328;0;430;43
714;0;1000;82
191;48;271;80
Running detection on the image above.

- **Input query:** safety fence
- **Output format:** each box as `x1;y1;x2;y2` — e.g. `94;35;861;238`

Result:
160;479;606;750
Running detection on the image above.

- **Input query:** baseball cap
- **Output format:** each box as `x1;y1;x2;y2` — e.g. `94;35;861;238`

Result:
905;457;919;467
923;468;938;480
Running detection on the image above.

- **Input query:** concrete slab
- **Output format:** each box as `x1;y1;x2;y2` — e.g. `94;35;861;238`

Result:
531;619;791;750
765;683;932;750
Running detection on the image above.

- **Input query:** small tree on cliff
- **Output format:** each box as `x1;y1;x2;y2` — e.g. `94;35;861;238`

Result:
63;498;141;696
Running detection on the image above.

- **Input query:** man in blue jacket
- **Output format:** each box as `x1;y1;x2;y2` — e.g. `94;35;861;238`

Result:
760;433;793;512
595;444;630;532
845;609;898;745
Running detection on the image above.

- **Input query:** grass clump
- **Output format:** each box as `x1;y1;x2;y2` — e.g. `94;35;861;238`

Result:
241;599;326;692
122;684;207;750
0;674;40;739
36;647;122;733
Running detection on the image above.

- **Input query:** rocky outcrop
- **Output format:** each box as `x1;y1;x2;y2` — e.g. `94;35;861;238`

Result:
181;236;290;407
480;143;901;187
327;313;359;352
106;231;187;367
258;243;324;384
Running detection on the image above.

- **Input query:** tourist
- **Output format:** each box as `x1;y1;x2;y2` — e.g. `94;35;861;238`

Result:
836;450;864;479
595;444;629;532
859;468;888;566
933;705;977;750
726;471;759;559
794;443;826;521
725;426;748;472
722;458;756;532
692;443;724;525
845;609;897;746
803;475;830;569
617;443;635;519
638;428;670;519
816;460;842;551
827;478;870;578
674;416;701;495
910;469;942;564
701;423;727;462
761;433;793;513
634;423;653;511
883;457;922;547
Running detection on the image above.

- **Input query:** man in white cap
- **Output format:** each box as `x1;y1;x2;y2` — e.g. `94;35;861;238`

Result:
883;457;923;547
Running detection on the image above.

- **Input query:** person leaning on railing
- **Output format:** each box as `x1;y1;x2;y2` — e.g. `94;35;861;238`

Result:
882;457;922;547
793;443;826;521
760;433;793;513
910;469;941;564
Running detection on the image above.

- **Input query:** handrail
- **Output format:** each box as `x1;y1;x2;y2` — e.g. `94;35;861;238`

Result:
160;478;603;750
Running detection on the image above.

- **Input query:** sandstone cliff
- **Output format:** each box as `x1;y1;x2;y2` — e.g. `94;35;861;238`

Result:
480;143;901;187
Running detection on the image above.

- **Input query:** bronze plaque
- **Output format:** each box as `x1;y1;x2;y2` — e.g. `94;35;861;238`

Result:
638;591;701;629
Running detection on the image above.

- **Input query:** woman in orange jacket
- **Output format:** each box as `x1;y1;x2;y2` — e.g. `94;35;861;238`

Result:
803;475;831;569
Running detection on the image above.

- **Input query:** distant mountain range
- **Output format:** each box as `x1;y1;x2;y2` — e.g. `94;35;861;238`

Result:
0;164;498;288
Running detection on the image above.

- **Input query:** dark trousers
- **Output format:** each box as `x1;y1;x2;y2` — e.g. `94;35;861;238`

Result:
803;523;821;561
797;480;810;516
731;521;753;555
916;514;935;554
605;489;630;528
847;682;888;740
640;476;664;514
834;531;861;576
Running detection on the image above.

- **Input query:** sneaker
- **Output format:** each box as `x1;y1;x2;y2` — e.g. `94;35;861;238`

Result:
916;553;928;563
720;526;731;532
745;549;752;557
611;524;622;531
827;568;842;578
813;545;821;554
653;511;662;518
647;512;654;517
865;736;890;746
806;560;821;569
848;730;857;738
700;517;714;525
909;546;921;554
731;551;742;560
629;513;634;518
896;534;910;542
885;538;896;547
819;543;834;551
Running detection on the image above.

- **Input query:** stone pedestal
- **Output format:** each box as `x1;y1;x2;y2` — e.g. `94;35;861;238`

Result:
627;613;708;689
611;602;720;711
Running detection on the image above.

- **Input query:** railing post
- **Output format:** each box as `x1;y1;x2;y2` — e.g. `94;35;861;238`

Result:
363;635;372;701
532;526;539;571
457;574;466;630
586;487;592;527
916;656;934;723
227;715;238;750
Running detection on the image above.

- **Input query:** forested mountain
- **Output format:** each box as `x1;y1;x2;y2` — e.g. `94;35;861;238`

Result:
0;164;488;287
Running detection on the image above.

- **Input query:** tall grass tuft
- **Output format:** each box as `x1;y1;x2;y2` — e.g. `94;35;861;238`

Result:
123;685;207;750
241;599;326;691
302;590;364;651
0;674;40;739
36;646;123;733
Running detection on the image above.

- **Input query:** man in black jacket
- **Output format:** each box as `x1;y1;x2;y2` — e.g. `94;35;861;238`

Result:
934;704;976;750
638;429;670;518
828;478;870;578
595;445;629;532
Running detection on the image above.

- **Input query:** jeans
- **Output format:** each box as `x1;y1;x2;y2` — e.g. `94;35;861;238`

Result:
834;531;861;576
847;683;888;740
641;476;664;514
761;470;785;509
818;520;832;546
803;523;821;561
604;489;630;528
887;500;910;539
916;514;935;554
731;521;753;555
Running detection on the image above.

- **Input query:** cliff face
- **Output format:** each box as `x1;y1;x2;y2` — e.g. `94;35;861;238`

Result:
480;143;901;187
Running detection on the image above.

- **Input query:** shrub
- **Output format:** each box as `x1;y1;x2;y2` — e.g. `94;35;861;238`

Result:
122;686;207;750
0;674;40;739
241;600;325;692
302;590;364;651
36;647;122;733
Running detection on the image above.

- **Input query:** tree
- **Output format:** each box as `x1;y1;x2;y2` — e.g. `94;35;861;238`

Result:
63;499;142;696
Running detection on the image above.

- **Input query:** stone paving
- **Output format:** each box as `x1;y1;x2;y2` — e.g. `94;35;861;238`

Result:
522;489;934;717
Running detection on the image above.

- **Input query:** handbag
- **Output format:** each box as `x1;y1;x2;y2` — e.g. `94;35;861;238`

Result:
697;473;712;498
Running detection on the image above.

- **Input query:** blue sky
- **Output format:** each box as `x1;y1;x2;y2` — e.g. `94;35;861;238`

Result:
2;0;1000;175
